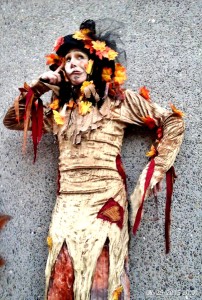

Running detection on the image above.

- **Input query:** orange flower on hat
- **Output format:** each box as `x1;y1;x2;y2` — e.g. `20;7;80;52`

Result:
139;86;150;101
84;41;94;54
102;47;118;60
170;103;184;117
92;40;107;59
114;63;127;84
102;67;112;82
45;54;64;66
92;40;106;51
53;36;64;51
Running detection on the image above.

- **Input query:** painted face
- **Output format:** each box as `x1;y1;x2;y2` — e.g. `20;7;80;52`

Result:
64;49;89;85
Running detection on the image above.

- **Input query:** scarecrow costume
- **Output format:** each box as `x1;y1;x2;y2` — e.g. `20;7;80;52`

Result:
3;20;184;300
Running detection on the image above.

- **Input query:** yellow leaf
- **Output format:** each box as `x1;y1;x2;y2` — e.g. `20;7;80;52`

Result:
78;101;92;115
114;63;127;84
85;59;94;74
47;236;53;250
146;145;157;157
107;48;118;60
80;81;94;93
112;286;123;300
53;110;65;125
73;29;91;41
92;40;106;51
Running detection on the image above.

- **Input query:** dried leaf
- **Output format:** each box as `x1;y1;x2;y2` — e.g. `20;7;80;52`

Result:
139;86;150;101
170;103;184;117
141;115;156;129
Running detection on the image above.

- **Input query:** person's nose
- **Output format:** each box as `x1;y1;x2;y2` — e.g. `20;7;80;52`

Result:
70;57;77;68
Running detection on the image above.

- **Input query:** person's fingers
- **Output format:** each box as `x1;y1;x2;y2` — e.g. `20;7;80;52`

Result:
40;71;61;84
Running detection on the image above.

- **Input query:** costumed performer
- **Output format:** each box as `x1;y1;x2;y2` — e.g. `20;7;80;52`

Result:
3;19;185;300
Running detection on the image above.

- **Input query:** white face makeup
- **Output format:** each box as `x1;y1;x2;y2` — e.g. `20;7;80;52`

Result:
64;49;89;85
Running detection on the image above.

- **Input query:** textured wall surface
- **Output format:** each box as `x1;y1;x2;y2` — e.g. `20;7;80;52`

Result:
0;0;201;299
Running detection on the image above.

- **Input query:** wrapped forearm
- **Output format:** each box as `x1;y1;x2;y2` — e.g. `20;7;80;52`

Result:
3;80;55;132
119;89;185;224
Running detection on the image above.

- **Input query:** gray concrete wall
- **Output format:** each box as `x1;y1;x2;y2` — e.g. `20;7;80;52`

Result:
0;0;201;299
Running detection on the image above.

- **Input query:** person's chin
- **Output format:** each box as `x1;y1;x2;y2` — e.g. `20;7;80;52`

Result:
69;74;87;86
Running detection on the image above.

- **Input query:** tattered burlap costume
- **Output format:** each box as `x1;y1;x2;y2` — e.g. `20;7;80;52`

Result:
3;79;184;299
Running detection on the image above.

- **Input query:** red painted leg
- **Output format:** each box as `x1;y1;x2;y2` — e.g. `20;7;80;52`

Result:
47;243;74;300
91;241;109;299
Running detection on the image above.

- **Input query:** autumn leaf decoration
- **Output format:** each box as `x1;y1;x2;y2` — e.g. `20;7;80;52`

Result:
53;36;64;51
114;63;127;84
0;215;11;267
139;86;150;101
78;101;92;115
141;115;156;129
53;110;65;125
102;67;112;82
73;30;118;61
112;286;123;300
45;54;65;67
49;99;59;110
146;144;157;157
85;59;94;75
170;103;184;118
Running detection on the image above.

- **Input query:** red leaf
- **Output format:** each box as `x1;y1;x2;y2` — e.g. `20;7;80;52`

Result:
0;215;11;230
141;115;156;129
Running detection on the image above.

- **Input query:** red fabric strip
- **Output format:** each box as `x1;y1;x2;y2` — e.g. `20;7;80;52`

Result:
165;166;176;254
133;158;155;235
31;99;44;162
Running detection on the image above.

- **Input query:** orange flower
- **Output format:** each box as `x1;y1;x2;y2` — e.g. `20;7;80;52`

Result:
141;115;156;129
53;110;65;125
170;103;184;117
78;101;92;115
73;29;91;40
139;86;150;101
85;59;94;74
112;286;123;300
102;67;112;82
49;99;59;110
53;36;64;51
146;145;157;157
114;63;127;84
